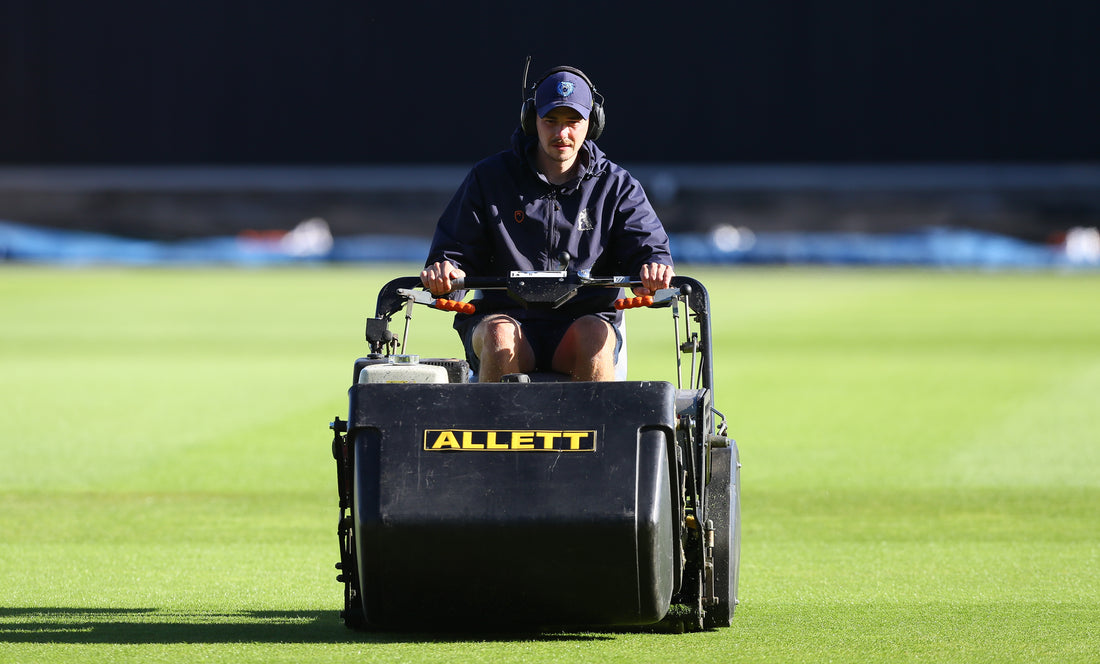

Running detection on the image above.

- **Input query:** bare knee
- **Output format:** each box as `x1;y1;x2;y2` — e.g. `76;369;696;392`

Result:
553;316;616;381
472;315;533;382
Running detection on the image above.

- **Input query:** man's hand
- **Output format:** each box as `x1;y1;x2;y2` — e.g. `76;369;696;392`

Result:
634;262;675;296
421;261;467;296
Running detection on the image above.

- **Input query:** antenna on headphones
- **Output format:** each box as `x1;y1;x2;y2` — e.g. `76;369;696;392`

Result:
521;55;532;100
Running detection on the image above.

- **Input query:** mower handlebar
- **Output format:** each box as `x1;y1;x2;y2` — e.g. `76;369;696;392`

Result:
377;273;702;321
448;275;501;292
449;273;638;294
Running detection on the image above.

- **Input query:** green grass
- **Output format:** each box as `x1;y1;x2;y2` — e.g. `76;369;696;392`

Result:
1;265;1098;663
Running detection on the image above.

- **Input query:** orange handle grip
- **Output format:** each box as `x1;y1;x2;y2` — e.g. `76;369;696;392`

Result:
434;298;476;314
614;295;654;310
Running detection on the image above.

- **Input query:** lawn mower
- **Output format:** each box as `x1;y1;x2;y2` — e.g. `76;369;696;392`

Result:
328;261;740;631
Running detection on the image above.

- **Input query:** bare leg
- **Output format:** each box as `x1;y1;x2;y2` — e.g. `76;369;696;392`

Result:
552;315;616;381
471;314;535;382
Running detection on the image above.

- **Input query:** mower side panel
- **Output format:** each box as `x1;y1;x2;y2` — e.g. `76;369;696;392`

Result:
348;381;679;629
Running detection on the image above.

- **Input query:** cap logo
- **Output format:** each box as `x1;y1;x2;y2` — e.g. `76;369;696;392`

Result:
556;81;574;97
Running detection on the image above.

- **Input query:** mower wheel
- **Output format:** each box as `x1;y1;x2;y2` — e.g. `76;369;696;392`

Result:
704;444;740;628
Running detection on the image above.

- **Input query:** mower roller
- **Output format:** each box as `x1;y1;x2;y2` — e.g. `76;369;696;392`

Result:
329;265;740;631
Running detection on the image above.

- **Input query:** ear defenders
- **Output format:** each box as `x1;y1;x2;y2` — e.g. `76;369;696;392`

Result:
520;64;605;141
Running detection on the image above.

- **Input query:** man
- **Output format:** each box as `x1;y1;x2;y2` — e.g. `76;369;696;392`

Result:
421;65;673;382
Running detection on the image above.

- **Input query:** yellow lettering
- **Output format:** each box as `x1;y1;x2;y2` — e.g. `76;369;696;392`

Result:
461;430;484;449
486;431;508;450
561;431;589;450
506;431;533;450
426;429;595;452
431;431;460;450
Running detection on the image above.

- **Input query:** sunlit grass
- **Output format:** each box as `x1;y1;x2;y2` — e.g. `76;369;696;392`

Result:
1;265;1098;663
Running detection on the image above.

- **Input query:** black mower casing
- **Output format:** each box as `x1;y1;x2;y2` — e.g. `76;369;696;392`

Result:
330;272;739;632
347;380;681;629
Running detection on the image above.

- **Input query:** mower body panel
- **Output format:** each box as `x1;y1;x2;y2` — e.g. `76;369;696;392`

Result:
347;380;680;629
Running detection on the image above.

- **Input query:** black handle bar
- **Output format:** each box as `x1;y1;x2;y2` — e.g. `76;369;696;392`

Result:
456;270;650;309
450;274;642;292
449;275;504;291
376;271;638;319
371;273;715;392
376;272;707;321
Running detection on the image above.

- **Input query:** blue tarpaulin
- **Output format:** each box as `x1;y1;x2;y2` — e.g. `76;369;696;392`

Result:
670;226;1096;269
1;220;1096;269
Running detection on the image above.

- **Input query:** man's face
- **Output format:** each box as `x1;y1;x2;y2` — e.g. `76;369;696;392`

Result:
535;106;589;166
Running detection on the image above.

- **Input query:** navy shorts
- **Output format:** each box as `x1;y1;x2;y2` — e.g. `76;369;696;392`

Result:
461;312;622;376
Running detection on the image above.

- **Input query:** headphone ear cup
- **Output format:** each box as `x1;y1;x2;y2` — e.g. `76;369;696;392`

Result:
520;98;537;135
587;102;604;141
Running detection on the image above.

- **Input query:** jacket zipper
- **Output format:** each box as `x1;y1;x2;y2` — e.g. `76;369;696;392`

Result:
546;188;560;270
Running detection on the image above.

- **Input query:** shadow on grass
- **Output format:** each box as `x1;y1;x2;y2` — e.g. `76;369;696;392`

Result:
0;607;621;644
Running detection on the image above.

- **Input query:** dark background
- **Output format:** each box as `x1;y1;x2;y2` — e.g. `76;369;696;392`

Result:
3;0;1098;164
1;1;1098;240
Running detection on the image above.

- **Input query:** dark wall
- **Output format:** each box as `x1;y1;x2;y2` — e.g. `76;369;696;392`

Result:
3;0;1098;164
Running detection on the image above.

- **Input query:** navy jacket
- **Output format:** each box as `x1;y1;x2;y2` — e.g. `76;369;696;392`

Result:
425;129;672;323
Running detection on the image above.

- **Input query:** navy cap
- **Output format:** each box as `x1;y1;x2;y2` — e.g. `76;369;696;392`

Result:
534;71;593;119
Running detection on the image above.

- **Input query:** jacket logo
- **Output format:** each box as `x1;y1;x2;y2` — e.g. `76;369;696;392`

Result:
514;210;525;223
576;208;594;231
